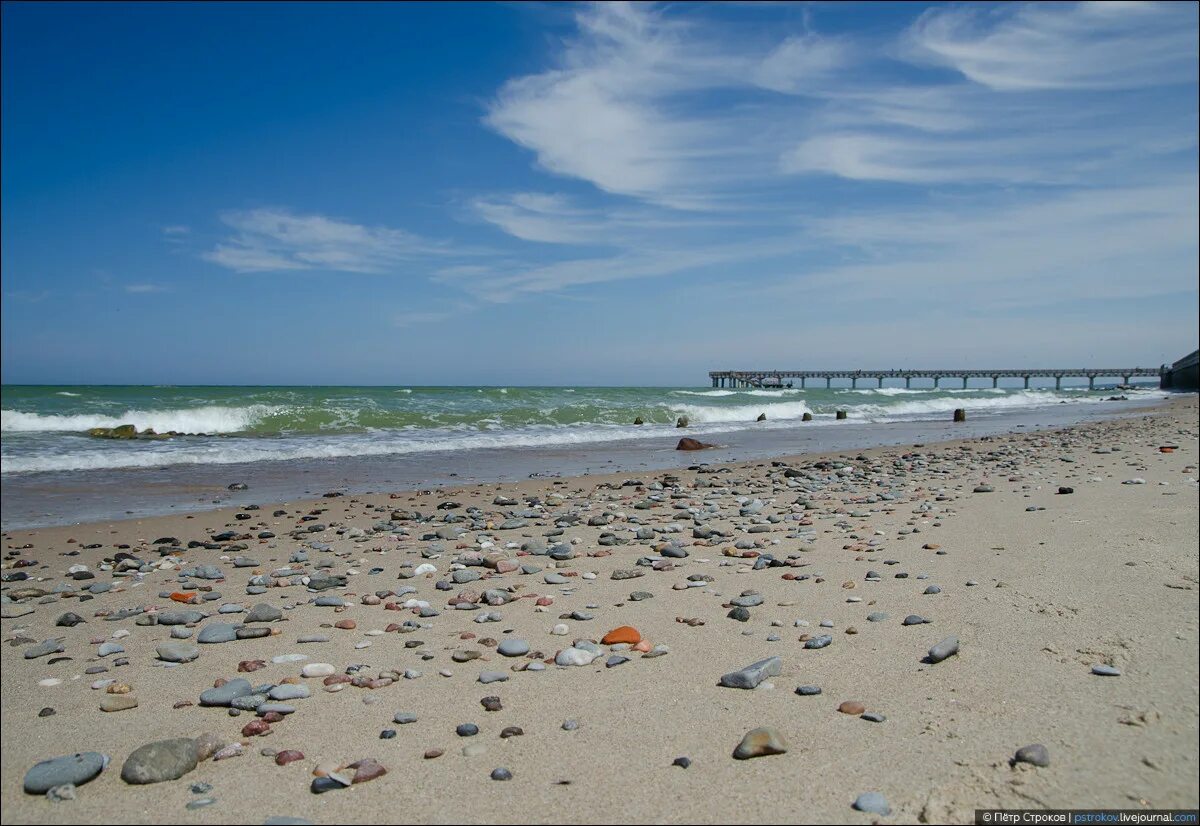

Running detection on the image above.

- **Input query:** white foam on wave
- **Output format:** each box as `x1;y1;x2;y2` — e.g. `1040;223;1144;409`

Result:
0;420;753;474
674;389;805;398
848;390;1085;420
669;400;814;423
0;405;281;434
55;391;82;397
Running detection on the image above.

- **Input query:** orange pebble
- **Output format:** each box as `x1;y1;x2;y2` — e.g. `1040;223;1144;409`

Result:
169;592;197;604
601;625;642;645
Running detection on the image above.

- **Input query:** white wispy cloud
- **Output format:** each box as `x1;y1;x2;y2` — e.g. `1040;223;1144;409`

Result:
204;208;449;274
483;2;849;208
124;283;168;294
904;2;1199;91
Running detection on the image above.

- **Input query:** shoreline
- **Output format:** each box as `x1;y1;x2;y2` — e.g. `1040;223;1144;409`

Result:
2;396;1196;824
1;393;1175;531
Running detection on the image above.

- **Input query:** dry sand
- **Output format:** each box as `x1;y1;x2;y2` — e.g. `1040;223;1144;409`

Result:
2;397;1197;824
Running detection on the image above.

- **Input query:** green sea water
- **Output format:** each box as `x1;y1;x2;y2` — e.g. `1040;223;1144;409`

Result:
0;382;1157;475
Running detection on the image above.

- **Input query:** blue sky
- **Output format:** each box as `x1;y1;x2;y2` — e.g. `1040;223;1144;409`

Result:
2;1;1197;386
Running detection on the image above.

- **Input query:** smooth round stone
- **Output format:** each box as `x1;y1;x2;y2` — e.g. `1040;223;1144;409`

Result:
497;639;529;657
24;752;109;793
157;643;201;663
866;612;888;623
271;654;308;664
301;663;336;678
197;624;239;644
862;712;886;723
98;642;125;657
393;712;417;725
1014;744;1050;767
490;767;512;781
923;585;942;595
268;684;310;701
478;671;508;684
795;685;822;696
170;627;194;639
1092;664;1121;676
853;792;891;815
297;635;330;644
456;723;479;737
199;679;253;707
256;703;296;715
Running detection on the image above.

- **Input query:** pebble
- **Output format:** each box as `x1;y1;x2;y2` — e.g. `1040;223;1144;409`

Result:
733;727;788;759
24;753;109;793
718;656;782;689
1014;743;1050;767
927;636;959;663
1091;664;1121;676
853;792;891;815
497;638;530;657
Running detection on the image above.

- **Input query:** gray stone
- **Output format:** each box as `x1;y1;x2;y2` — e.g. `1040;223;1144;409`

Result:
497;639;529;657
1091;664;1121;676
1014;744;1050;767
197;623;239;644
24;752;109;794
120;739;199;784
268;684;310;701
156;610;205;625
199;678;254;707
156;643;201;663
853;792;891;815
718;656;782;689
24;640;65;659
245;603;283;623
928;636;959;663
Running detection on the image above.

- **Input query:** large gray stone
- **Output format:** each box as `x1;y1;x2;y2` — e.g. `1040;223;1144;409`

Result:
245;603;282;623
197;623;239;644
24;752;109;793
199;678;254;706
120;739;199;784
156;642;201;663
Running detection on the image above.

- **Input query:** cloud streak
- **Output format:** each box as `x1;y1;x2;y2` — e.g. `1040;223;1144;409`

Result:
205;208;450;274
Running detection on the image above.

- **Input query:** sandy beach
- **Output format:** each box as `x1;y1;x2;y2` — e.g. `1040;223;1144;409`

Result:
2;396;1197;824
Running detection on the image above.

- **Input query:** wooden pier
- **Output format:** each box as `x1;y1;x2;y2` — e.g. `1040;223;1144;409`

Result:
708;367;1165;390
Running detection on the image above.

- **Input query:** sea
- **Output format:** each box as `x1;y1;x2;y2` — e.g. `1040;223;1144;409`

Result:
0;382;1170;528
